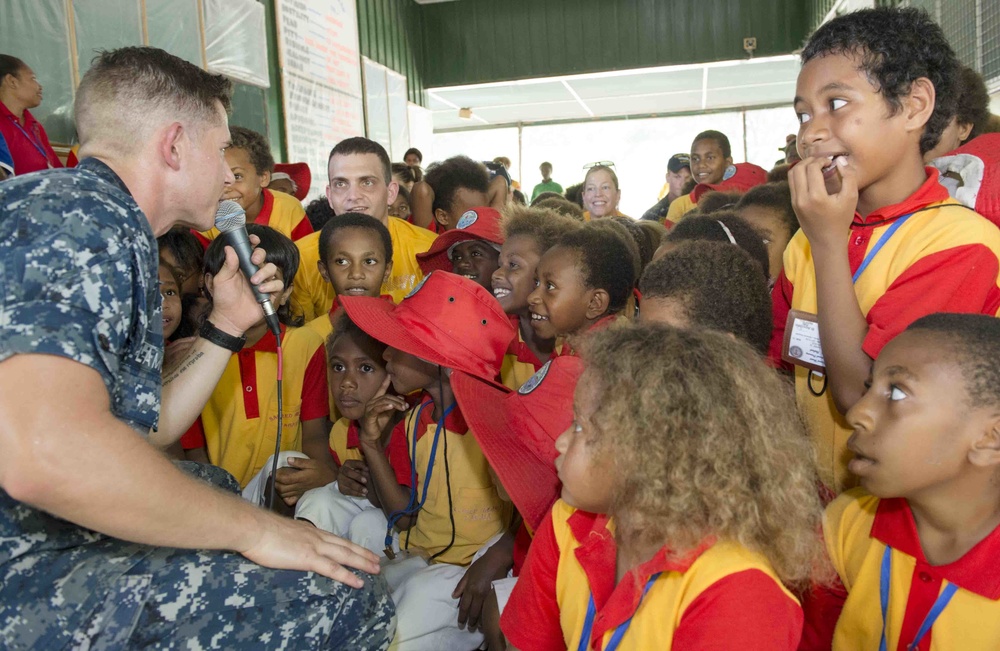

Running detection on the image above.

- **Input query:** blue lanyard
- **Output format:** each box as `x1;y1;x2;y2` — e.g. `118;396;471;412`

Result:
7;116;52;166
852;213;915;283
577;572;661;651
384;400;456;547
879;546;957;651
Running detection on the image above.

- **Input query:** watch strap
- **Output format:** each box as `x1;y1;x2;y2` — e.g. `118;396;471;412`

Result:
199;319;246;352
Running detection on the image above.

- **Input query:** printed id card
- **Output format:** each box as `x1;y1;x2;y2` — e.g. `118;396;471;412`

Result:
781;309;826;374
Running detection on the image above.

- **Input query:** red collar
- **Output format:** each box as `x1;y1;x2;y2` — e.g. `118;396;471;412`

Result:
244;324;287;353
0;102;36;127
853;168;950;226
345;420;362;448
567;509;714;642
254;188;275;227
505;315;545;368
871;497;1000;599
415;397;468;435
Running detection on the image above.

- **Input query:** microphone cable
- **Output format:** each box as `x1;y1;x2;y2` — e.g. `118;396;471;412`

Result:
265;330;283;510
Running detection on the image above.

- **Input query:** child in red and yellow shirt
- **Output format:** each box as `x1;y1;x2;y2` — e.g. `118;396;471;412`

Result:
502;324;825;650
800;314;1000;650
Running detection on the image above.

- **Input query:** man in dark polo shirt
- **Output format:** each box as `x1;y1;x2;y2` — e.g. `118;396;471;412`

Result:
0;47;393;649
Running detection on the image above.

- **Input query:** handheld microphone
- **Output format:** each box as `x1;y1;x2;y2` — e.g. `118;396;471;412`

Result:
214;200;281;336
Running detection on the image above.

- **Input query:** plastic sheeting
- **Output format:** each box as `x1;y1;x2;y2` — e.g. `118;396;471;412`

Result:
0;0;76;144
362;58;390;154
146;0;204;68
203;0;269;88
386;70;409;162
73;0;143;78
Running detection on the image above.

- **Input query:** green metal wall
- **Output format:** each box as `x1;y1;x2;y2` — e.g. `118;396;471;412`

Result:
357;0;426;104
417;0;809;88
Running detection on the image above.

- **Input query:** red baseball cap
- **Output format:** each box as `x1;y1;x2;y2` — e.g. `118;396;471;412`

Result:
273;162;312;201
451;356;584;532
691;162;768;203
416;206;504;275
930;133;1000;229
339;271;515;383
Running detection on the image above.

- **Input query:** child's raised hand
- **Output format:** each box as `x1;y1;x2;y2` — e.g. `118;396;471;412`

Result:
788;155;859;251
337;459;369;498
360;376;407;448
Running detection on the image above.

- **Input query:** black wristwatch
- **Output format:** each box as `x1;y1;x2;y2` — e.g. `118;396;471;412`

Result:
199;319;246;352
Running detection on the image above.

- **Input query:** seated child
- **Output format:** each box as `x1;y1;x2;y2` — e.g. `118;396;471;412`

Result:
502;324;825;650
639;240;773;354
196;126;312;246
416;206;503;292
179;225;329;493
801;313;1000;650
493;205;581;389
735;181;798;286
338;272;516;650
527;222;638;355
657;211;771;280
769;7;1000;493
452;355;585;650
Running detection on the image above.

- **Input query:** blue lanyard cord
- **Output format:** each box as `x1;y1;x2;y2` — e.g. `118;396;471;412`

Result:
577;572;662;651
879;546;958;651
852;213;915;284
384;401;456;547
8;116;52;164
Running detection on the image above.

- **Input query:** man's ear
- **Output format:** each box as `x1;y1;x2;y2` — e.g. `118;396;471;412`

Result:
160;122;185;172
968;417;1000;469
584;289;610;320
386;180;399;206
904;77;936;134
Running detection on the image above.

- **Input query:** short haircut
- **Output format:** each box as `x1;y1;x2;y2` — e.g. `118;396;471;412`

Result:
954;65;991;142
228;126;274;175
501;204;581;253
329;137;392;184
534;197;585;221
391;162;416;185
530;191;563;206
74;47;232;155
666;212;770;280
640;241;773;353
305;196;336;232
404;147;422;163
0;54;27;81
557;222;638;313
512;189;527;206
610;216;654;275
584;165;620;190
318;212;393;266
157;227;204;287
563;182;584;207
906;313;1000;410
203;224;302;326
693;130;732;159
801;7;960;155
423;156;490;215
767;164;791;183
327;310;388;368
540;161;553;169
694;190;741;215
736;182;799;237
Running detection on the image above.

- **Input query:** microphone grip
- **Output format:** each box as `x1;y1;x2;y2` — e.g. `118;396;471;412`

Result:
220;227;282;336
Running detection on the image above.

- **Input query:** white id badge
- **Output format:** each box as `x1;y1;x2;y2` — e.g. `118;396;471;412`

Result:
781;309;827;374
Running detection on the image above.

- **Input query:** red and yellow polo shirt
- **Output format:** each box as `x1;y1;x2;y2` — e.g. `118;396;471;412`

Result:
196;188;313;247
665;193;696;225
327;417;412;488
394;401;510;566
769;169;1000;492
502;499;802;650
290;216;437;321
0;103;62;174
500;316;545;390
181;324;328;487
804;489;1000;650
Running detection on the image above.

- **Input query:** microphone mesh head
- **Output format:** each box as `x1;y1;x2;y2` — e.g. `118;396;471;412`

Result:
215;200;247;233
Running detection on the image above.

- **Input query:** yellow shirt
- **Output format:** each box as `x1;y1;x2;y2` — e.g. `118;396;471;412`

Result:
198;188;312;243
665;193;696;224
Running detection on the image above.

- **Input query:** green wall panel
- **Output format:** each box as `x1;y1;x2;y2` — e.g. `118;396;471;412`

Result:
358;0;425;105
419;0;809;88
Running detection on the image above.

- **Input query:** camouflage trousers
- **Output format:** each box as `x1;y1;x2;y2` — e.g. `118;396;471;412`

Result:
0;463;396;650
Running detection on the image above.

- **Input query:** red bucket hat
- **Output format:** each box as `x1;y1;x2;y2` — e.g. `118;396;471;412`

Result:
451;356;584;532
273;162;312;201
691;162;768;203
416;206;504;275
339;271;515;383
930;133;1000;229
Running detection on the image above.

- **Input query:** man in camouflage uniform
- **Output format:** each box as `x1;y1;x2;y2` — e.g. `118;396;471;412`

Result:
0;48;394;649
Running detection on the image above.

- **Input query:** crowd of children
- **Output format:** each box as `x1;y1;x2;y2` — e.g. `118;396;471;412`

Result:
52;5;1000;649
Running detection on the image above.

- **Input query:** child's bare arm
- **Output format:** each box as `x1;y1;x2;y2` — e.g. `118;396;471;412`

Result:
410;181;435;229
488;175;509;212
790;158;871;413
359;377;416;530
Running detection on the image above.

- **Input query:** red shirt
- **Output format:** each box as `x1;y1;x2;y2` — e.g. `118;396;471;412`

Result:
0;103;62;175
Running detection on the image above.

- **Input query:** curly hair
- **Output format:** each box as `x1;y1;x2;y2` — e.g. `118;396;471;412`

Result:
736;182;799;238
954;64;991;142
534;197;584;221
305;196;336;232
501;204;581;253
556;222;638;313
580;324;827;588
563;182;584;207
666;211;770;280
228;126;274;175
693;190;741;215
203;224;302;327
801;7;960;155
639;241;772;353
610;216;654;276
424;156;490;215
906;313;1000;410
693;130;732;159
